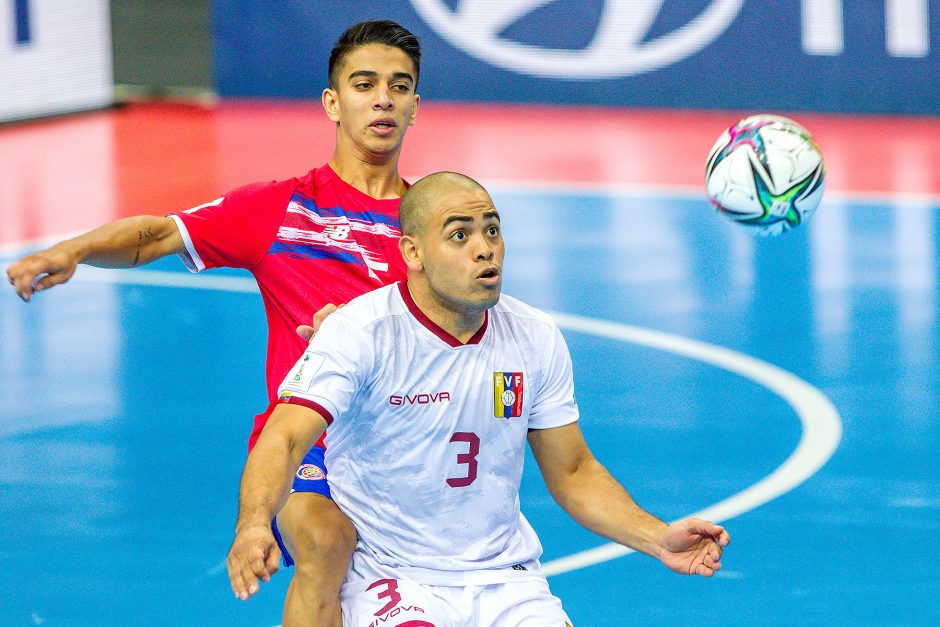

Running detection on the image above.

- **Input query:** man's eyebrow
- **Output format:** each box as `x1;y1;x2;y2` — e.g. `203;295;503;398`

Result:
347;70;414;83
347;70;378;81
441;210;500;229
442;215;474;229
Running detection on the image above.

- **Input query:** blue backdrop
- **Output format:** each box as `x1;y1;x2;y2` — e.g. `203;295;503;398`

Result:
212;0;940;114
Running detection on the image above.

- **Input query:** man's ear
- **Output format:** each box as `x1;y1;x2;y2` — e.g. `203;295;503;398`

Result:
322;87;340;122
408;94;420;127
399;235;423;271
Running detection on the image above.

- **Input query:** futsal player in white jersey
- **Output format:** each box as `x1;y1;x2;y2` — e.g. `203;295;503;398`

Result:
228;172;730;625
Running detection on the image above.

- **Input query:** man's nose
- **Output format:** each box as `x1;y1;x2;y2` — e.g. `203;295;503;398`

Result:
373;85;393;110
475;238;495;260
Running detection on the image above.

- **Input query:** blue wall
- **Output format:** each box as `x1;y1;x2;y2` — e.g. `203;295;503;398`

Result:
212;1;940;114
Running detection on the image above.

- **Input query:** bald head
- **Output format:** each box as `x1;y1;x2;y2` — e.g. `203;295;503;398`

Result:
396;170;504;335
399;172;488;236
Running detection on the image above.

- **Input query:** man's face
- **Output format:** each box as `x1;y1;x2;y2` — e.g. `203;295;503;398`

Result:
324;44;419;158
417;186;504;315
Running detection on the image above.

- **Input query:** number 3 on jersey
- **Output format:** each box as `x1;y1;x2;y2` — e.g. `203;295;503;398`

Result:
446;431;479;487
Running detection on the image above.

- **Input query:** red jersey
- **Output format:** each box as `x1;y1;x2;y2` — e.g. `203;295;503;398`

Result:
170;165;407;450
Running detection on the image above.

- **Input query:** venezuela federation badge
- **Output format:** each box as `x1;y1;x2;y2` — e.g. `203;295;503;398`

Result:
494;371;524;418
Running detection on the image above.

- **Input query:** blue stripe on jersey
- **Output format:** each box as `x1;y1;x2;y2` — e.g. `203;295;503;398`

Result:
290;192;399;228
268;242;365;265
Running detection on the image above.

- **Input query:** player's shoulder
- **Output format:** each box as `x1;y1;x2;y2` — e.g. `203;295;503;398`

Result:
305;166;403;215
492;294;559;334
300;164;350;200
221;170;313;204
327;283;406;330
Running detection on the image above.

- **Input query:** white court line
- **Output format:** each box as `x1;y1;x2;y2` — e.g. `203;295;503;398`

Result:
478;178;940;205
71;266;260;293
540;313;842;576
55;268;843;578
2;183;937;262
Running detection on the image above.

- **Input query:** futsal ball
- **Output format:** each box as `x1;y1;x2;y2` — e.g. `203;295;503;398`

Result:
704;114;825;236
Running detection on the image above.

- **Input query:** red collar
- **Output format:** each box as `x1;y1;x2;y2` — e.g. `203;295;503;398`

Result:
397;282;488;347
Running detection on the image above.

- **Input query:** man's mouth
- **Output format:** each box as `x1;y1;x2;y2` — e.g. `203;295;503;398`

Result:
477;267;500;282
370;118;397;129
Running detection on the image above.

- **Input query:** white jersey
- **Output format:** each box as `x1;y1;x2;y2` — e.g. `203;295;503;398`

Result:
277;282;579;586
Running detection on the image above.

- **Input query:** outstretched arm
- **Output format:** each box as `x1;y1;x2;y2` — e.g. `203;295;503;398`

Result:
6;215;184;302
227;402;328;601
528;422;729;577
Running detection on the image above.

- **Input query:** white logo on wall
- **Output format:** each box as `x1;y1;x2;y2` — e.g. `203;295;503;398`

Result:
409;0;745;79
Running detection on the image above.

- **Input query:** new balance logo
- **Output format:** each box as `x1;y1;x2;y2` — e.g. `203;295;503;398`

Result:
323;225;351;240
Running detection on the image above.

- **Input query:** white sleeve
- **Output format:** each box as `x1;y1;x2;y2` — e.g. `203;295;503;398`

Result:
275;313;373;425
528;323;580;430
168;214;204;272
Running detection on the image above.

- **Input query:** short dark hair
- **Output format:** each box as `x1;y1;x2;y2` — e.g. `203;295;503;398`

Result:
328;20;422;89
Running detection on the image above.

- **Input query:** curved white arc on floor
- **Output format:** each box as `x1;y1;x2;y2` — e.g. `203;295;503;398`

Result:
541;312;842;576
61;269;842;578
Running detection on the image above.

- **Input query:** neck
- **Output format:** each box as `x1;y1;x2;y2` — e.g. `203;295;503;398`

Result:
406;280;486;344
329;140;406;199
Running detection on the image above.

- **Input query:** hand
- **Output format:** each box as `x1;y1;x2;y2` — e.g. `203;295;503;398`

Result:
296;303;344;341
226;524;281;601
658;517;729;577
6;246;79;303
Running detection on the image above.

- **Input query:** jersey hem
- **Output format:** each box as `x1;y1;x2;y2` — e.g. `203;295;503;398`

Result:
350;551;547;587
529;409;580;431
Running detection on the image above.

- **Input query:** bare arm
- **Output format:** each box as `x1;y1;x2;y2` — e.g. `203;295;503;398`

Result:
227;402;329;601
235;403;328;533
6;215;184;302
528;422;668;557
528;422;729;576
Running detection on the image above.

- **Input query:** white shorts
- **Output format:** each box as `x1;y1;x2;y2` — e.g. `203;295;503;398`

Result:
341;554;572;627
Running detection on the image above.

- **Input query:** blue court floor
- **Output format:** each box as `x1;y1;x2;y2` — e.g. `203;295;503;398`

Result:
2;183;938;625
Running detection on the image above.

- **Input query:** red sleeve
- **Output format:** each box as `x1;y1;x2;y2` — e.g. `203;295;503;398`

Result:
169;179;295;271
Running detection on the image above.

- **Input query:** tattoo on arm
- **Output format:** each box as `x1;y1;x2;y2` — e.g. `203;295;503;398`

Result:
132;227;154;267
132;230;143;266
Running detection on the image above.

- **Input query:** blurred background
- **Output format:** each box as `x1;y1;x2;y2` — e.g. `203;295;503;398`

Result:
3;0;938;121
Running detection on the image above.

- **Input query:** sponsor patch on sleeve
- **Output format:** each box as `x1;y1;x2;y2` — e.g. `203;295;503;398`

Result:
283;351;326;392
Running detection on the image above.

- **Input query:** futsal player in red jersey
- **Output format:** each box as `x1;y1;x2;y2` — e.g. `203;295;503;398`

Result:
7;20;421;627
